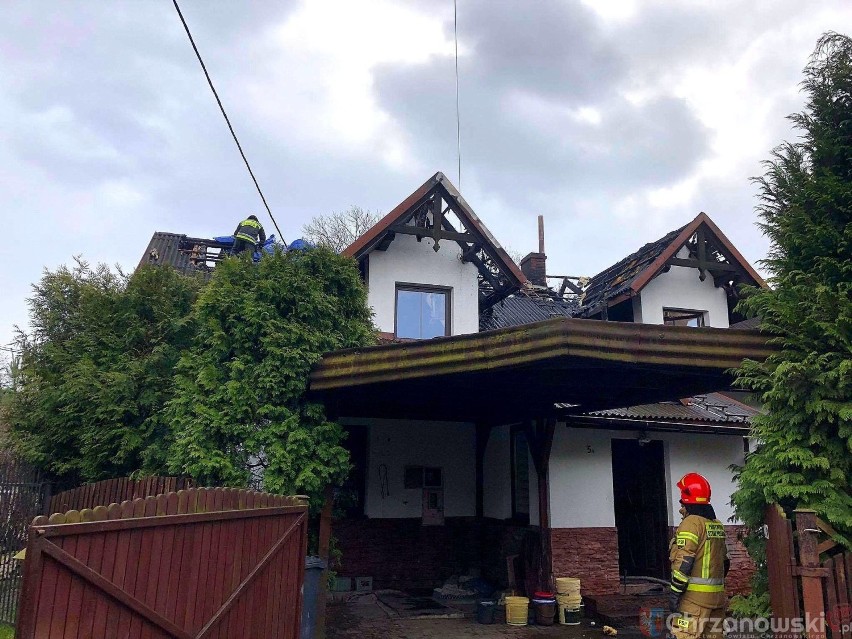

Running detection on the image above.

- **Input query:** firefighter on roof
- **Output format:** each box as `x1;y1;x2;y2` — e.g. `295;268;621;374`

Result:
669;472;730;639
232;215;266;255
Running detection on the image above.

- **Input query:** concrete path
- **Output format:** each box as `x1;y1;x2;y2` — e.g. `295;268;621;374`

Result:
327;592;618;639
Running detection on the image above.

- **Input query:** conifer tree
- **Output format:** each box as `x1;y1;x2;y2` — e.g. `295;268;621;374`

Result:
166;247;375;507
733;33;852;545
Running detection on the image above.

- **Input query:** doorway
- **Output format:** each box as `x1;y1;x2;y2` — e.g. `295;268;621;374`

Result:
611;438;670;579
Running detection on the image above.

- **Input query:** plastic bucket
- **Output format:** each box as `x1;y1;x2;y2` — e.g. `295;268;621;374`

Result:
533;598;557;626
505;596;529;626
558;605;582;625
476;600;497;624
555;577;581;594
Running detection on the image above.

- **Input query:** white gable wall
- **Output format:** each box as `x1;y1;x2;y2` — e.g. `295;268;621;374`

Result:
634;247;730;328
366;234;480;336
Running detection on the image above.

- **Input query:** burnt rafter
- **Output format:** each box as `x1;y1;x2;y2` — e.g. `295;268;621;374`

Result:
666;224;744;284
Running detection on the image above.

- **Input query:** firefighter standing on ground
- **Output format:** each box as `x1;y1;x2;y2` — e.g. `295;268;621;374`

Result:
232;215;266;255
668;472;730;639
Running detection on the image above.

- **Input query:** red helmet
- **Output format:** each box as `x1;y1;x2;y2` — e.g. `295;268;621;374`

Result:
677;473;711;504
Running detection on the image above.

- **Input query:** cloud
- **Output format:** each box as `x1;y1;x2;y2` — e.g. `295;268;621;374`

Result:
0;0;850;347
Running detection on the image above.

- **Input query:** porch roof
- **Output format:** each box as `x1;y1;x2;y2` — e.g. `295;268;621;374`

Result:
308;317;773;422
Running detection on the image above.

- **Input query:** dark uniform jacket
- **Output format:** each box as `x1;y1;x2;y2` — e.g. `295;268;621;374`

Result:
234;218;266;246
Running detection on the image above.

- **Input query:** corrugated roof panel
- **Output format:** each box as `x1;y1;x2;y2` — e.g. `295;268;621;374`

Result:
479;292;578;331
588;392;758;423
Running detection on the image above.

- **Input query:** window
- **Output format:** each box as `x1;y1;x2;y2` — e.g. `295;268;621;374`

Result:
663;308;706;327
395;284;451;339
403;466;443;489
510;427;530;523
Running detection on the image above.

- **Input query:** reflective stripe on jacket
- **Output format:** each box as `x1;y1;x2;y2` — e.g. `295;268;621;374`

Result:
234;218;265;245
669;515;728;608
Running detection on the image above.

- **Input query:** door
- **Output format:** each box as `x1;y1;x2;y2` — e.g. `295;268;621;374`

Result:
611;439;670;579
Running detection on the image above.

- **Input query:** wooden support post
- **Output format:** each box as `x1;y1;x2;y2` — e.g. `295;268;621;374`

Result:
536;418;556;592
315;485;334;639
795;509;827;639
475;423;492;518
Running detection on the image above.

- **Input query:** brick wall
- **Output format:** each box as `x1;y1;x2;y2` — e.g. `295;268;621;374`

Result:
725;525;755;597
334;517;538;592
551;527;621;595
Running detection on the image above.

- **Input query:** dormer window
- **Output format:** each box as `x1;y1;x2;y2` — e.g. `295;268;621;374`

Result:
395;284;451;339
663;308;706;327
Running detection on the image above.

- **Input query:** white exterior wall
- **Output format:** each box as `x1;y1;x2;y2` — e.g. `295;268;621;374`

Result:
550;428;616;527
364;419;476;518
549;426;745;528
366;234;480;336
636;247;730;328
662;432;744;525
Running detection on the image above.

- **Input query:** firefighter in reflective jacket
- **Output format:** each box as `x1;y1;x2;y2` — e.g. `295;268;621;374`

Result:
669;473;730;639
232;215;266;255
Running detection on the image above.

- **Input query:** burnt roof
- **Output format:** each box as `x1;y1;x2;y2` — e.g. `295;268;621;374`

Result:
479;290;578;331
579;212;766;316
138;232;231;278
580;224;687;314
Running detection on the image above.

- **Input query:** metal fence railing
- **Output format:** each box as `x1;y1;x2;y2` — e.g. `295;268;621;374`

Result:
0;452;50;626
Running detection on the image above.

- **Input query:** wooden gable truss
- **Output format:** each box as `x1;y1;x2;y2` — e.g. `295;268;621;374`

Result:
344;172;527;309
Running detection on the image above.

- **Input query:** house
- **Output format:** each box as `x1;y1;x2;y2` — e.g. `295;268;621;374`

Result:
139;172;770;598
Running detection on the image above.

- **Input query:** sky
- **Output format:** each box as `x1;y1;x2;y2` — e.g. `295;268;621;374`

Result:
1;0;850;351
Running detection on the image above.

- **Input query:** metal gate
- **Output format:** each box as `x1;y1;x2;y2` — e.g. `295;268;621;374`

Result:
0;452;49;625
16;487;307;638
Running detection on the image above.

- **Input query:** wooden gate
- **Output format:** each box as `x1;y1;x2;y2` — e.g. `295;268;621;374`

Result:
765;505;852;639
15;487;308;639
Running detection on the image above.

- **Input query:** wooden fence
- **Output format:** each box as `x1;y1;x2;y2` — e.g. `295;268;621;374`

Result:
766;505;852;639
49;476;195;514
16;487;308;639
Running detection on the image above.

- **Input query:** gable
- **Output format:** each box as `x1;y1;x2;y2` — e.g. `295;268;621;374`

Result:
580;212;766;317
344;172;527;309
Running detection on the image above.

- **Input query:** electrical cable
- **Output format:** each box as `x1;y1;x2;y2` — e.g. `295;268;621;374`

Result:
454;0;461;189
171;0;287;246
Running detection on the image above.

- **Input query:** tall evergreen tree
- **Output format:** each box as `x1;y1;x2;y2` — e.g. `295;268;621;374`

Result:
733;33;852;545
9;261;201;486
165;247;374;507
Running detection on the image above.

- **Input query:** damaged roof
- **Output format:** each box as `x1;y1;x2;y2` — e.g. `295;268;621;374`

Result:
588;392;757;424
579;212;766;316
580;225;687;314
479;290;578;331
138;232;232;278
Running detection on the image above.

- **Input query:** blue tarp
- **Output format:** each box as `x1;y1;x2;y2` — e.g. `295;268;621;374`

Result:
212;234;314;261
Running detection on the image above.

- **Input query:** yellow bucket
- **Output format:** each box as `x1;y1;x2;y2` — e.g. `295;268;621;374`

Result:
555;577;581;594
505;596;529;626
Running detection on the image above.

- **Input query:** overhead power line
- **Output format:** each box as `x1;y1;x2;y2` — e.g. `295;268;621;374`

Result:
454;0;462;190
171;0;286;245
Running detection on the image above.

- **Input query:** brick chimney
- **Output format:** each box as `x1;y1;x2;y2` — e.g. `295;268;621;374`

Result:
520;252;547;286
520;215;547;286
